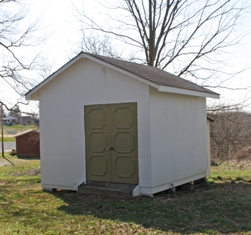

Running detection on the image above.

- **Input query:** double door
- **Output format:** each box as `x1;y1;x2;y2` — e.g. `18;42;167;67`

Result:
85;103;138;184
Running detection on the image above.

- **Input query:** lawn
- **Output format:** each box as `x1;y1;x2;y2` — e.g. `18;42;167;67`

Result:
0;137;15;142
1;124;38;138
0;124;39;142
3;124;38;131
0;157;251;235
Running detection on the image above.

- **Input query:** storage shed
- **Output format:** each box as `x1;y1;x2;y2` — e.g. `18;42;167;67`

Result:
25;52;219;196
14;130;40;158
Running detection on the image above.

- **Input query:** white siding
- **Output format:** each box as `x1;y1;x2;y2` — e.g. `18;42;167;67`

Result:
36;57;211;196
39;58;152;191
149;87;208;194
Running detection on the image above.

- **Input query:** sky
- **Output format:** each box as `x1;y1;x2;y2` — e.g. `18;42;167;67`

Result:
1;0;251;114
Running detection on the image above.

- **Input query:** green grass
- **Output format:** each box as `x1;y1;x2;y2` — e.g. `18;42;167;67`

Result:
0;157;251;234
210;161;251;183
1;124;38;141
4;124;37;130
1;124;38;137
0;137;15;142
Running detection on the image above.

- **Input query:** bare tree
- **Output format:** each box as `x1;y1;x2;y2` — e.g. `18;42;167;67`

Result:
7;104;21;121
76;30;122;58
0;0;45;98
74;0;249;89
209;108;251;164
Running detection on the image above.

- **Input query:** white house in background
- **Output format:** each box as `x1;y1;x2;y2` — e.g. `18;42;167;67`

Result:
25;52;219;197
2;116;16;125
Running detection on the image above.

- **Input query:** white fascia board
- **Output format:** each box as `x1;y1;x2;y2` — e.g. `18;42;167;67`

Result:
26;53;159;100
26;92;39;101
84;54;159;89
26;52;219;100
25;54;84;100
85;54;220;98
158;86;220;99
14;129;35;138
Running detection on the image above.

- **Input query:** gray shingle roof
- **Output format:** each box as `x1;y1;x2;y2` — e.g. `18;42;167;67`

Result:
25;52;219;98
85;52;218;96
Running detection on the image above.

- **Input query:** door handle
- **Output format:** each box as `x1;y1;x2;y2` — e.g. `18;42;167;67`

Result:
105;147;114;150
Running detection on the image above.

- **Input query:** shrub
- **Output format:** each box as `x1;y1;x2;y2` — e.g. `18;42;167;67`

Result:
9;149;16;156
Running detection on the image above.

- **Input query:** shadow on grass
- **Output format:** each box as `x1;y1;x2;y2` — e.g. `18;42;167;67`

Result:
52;182;251;234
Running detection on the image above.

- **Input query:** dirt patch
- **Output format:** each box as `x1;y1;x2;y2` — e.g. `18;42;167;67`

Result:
0;158;11;166
11;167;41;176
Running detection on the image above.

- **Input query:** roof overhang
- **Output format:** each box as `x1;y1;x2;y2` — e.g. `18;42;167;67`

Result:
158;86;220;99
25;52;220;100
14;129;39;138
3;116;16;120
26;54;85;100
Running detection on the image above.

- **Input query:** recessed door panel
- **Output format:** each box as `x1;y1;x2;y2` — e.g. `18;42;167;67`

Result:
85;103;138;184
89;155;108;176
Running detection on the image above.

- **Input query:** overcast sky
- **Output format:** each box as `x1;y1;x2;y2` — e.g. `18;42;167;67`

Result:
1;0;251;114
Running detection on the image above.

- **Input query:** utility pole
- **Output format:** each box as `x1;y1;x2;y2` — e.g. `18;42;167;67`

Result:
0;102;14;165
1;102;4;158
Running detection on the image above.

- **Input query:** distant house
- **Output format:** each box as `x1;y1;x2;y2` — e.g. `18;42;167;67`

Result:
2;116;16;125
14;130;40;158
20;116;32;125
25;52;219;196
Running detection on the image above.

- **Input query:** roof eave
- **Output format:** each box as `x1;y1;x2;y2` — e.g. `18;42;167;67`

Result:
158;85;220;99
25;53;85;100
25;52;160;100
25;52;220;100
83;54;160;89
26;92;39;101
14;129;38;138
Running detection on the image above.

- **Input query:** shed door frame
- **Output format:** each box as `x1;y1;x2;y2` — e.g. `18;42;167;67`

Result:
84;102;138;184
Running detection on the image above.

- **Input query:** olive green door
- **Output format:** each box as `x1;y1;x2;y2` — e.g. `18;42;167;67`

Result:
85;103;138;184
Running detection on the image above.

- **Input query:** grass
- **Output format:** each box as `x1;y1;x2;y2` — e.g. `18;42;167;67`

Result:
210;161;251;183
0;137;15;142
1;124;38;138
3;124;37;131
0;157;251;234
0;124;39;142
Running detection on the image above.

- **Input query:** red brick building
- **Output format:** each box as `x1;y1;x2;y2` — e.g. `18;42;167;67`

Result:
15;130;40;158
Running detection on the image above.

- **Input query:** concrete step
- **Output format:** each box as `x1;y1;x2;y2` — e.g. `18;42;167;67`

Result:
78;182;137;198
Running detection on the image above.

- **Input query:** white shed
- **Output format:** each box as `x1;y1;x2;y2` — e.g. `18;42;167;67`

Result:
25;52;219;197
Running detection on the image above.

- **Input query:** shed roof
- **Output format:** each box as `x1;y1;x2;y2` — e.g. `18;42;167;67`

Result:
26;52;220;100
207;116;215;123
14;129;39;138
3;116;16;120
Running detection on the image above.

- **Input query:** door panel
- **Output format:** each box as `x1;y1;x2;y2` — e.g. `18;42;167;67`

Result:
85;105;111;182
111;103;138;184
85;103;138;184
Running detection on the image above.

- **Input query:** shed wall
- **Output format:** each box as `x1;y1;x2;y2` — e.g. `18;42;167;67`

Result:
39;58;152;191
149;87;208;194
16;132;40;158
